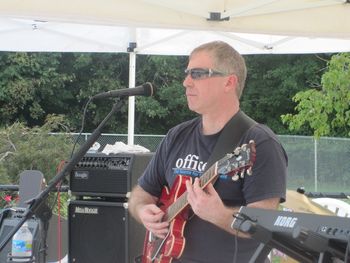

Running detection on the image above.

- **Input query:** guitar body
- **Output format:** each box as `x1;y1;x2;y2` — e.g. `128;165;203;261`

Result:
142;175;192;263
140;141;256;263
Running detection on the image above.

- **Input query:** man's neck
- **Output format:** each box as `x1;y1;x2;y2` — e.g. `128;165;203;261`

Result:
201;107;239;135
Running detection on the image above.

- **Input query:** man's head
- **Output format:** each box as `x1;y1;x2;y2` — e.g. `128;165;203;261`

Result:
189;41;247;98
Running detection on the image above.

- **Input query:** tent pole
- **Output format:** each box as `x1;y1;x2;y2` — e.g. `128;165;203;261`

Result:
128;51;136;145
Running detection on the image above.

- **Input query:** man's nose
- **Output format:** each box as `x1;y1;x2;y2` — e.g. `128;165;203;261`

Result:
183;73;192;88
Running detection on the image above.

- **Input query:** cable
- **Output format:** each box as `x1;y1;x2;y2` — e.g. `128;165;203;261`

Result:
70;97;93;158
233;233;238;263
57;182;62;263
48;161;66;212
233;212;257;224
44;97;93;262
48;97;93;213
231;212;256;263
231;212;260;263
232;212;241;263
45;161;66;263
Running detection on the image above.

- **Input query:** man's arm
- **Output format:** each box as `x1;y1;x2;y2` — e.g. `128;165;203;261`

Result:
128;185;169;238
186;178;280;236
128;185;158;223
216;195;280;237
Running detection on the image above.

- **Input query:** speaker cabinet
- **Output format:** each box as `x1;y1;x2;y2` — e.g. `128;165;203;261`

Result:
70;153;153;197
68;200;145;263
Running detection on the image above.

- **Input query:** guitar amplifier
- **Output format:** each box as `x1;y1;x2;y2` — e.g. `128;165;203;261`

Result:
68;200;145;263
69;152;153;197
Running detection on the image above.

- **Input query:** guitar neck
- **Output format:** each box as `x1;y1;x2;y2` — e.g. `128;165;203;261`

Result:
163;141;255;223
165;163;218;222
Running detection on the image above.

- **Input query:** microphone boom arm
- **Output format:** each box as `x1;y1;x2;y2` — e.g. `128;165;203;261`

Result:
0;100;124;252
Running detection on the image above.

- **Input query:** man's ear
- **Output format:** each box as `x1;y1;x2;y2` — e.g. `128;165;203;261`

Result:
225;74;238;92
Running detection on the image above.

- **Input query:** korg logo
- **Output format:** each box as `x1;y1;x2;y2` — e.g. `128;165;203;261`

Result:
273;216;297;228
75;206;99;215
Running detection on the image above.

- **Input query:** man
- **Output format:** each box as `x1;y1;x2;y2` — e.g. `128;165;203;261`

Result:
129;41;287;263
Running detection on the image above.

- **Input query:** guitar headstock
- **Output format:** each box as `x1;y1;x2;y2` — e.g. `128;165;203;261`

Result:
217;140;256;181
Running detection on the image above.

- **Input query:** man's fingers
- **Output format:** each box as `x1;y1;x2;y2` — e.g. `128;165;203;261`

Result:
186;179;194;198
193;177;200;190
146;221;169;239
205;182;216;196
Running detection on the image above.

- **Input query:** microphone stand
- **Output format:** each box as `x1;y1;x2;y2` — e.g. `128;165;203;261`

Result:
0;99;124;259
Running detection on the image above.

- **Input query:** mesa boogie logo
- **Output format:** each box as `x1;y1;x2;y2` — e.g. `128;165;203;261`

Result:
74;206;99;215
74;171;89;179
273;216;298;228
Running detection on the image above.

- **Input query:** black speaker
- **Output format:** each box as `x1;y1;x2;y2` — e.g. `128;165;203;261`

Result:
0;212;41;263
68;200;145;263
69;152;153;197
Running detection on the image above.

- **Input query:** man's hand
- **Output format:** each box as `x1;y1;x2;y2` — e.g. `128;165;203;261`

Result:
138;204;169;239
128;185;169;239
185;177;228;225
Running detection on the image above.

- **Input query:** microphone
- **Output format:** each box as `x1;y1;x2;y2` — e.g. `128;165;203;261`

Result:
92;82;154;99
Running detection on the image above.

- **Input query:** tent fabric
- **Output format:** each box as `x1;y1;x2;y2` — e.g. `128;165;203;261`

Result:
1;18;350;55
0;0;350;55
1;0;350;38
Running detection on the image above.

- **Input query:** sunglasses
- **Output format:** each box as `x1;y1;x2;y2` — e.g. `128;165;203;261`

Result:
184;68;228;80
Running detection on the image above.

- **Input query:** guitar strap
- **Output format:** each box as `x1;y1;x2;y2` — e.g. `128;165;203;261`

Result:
205;110;257;170
134;110;257;263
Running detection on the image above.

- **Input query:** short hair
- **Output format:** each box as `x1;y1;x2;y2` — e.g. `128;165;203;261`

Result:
190;41;247;98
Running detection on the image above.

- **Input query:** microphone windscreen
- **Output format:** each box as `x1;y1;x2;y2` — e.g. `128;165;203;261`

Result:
143;82;154;97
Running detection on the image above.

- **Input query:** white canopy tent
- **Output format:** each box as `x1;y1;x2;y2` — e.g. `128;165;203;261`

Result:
1;0;350;54
1;0;349;144
1;0;350;39
2;18;350;55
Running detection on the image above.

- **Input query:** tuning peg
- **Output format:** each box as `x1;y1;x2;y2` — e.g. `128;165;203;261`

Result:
240;170;245;178
225;153;233;158
231;173;239;181
233;147;241;155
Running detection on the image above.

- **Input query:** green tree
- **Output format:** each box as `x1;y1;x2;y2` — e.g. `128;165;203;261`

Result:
0;53;75;127
0;115;73;182
0;115;73;215
242;54;329;134
65;53;129;132
2;52;346;137
0;52;194;134
281;53;350;137
135;55;195;134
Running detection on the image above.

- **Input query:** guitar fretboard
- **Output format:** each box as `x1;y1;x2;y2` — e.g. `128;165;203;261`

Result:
165;163;218;222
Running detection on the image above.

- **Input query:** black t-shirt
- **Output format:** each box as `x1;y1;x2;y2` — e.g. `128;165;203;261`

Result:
138;115;287;263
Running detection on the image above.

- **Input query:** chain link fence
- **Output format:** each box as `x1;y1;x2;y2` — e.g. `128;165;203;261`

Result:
279;135;350;193
67;133;349;193
71;133;164;152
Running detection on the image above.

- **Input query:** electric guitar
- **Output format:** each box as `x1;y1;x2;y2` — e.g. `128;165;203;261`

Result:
141;140;256;263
